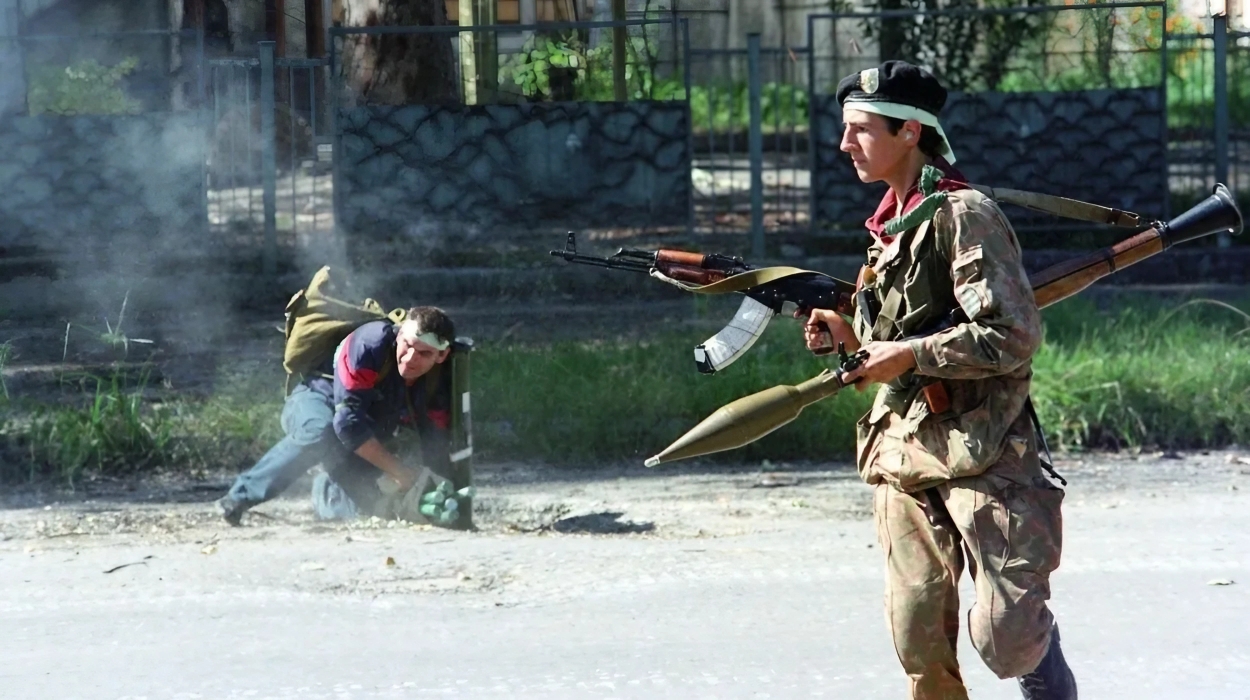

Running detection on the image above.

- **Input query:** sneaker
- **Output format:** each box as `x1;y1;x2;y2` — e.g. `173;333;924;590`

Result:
216;496;246;527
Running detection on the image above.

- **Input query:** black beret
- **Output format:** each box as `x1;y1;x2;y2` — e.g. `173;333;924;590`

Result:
835;60;947;117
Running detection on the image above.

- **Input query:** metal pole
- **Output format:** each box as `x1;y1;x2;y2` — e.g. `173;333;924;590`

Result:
1214;8;1230;248
748;32;764;257
807;14;817;236
683;19;694;237
4;3;29;117
196;26;205;108
329;25;344;259
1160;1;1170;221
612;0;627;101
260;41;278;276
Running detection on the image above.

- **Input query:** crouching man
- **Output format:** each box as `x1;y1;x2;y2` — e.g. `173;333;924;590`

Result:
217;308;458;525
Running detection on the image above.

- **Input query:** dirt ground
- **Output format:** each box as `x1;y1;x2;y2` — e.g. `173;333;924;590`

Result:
2;451;1249;699
3;448;1247;574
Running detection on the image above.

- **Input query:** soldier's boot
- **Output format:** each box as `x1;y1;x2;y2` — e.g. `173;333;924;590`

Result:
1018;624;1077;700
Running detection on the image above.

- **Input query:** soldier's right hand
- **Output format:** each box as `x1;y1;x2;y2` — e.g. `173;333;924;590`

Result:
800;309;859;354
391;467;419;493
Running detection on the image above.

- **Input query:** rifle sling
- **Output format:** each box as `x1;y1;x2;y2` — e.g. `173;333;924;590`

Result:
969;184;1141;228
1025;396;1067;487
652;266;835;295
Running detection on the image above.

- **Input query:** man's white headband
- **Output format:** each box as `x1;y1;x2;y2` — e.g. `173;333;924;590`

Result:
842;99;957;164
398;320;450;351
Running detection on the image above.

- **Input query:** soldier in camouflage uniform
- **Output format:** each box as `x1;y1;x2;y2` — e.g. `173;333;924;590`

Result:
802;61;1078;700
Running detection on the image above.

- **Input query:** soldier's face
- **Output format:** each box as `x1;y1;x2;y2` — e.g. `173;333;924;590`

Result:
840;110;913;184
396;336;449;381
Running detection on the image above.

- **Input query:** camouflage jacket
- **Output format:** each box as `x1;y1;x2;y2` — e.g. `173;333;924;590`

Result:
852;188;1043;492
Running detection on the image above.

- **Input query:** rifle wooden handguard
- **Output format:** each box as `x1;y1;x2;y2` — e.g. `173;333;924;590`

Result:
659;263;727;286
656;250;708;267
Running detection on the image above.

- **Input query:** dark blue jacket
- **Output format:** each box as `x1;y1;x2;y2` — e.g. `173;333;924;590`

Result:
306;321;450;453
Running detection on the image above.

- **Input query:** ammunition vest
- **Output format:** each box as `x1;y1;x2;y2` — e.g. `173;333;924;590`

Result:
851;191;1040;490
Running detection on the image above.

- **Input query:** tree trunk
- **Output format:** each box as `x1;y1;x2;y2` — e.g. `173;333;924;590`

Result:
340;0;459;105
876;0;907;63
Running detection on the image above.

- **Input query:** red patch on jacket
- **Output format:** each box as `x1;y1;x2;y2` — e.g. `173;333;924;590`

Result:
426;409;450;431
336;343;379;391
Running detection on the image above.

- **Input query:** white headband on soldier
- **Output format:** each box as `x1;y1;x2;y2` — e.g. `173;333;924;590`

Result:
398;320;450;351
842;99;957;164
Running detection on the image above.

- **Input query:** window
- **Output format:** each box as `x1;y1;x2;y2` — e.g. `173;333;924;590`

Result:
499;0;519;22
445;0;521;24
536;0;578;22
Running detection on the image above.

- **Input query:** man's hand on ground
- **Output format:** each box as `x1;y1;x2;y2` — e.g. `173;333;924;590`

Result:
390;467;419;493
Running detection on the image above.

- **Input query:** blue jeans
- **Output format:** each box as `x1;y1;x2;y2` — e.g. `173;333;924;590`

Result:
226;385;385;520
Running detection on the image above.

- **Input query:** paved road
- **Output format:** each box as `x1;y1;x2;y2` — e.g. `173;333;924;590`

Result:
2;462;1248;700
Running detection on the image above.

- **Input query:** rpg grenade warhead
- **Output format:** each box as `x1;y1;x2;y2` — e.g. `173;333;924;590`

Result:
644;343;869;467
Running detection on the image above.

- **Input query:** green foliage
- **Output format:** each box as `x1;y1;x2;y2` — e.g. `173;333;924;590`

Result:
0;364;284;485
1165;29;1250;131
27;56;143;116
861;0;1055;92
498;31;683;101
689;82;810;133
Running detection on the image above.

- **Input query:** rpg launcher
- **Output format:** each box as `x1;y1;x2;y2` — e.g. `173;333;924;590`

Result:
549;233;856;374
645;183;1245;467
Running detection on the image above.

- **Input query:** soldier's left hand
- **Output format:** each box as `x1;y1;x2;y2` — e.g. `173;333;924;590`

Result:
840;341;917;391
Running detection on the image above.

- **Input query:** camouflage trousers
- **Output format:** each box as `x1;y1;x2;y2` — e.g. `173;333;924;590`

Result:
871;441;1065;700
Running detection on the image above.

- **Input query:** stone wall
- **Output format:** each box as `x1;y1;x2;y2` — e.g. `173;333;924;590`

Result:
812;87;1168;231
0;113;206;263
336;101;690;241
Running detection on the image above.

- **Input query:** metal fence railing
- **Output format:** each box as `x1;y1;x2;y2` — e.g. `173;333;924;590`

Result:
1168;20;1248;249
206;47;333;274
2;9;1248;272
806;3;1171;245
687;39;811;254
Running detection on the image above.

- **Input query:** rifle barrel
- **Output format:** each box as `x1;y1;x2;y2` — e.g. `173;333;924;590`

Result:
548;250;652;273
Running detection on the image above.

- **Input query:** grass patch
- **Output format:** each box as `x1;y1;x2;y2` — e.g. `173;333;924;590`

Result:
473;294;1250;463
0;341;11;401
19;371;175;484
2;293;1249;484
1031;297;1250;451
472;330;874;465
0;367;283;486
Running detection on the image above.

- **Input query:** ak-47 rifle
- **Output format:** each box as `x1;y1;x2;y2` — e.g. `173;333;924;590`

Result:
550;233;857;373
